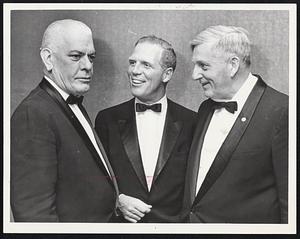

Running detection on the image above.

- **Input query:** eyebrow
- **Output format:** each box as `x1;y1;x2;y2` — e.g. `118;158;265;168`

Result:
128;57;154;68
68;50;96;55
141;60;152;65
69;50;83;54
192;59;209;65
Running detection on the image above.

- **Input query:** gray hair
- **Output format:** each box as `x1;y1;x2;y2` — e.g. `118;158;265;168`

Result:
191;25;251;66
135;35;177;71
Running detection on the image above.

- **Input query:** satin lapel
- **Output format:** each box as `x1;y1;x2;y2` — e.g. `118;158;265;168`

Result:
119;100;148;191
193;78;267;205
91;126;119;194
39;78;112;184
78;103;119;194
186;100;214;207
78;103;93;126
152;100;182;185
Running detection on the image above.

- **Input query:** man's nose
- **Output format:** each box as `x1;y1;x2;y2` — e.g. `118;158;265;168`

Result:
80;55;93;71
192;65;203;81
131;63;142;75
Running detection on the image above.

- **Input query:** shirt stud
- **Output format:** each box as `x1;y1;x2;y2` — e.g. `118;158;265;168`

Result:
241;117;247;122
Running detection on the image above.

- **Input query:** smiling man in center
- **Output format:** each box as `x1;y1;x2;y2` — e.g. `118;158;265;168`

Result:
95;35;197;222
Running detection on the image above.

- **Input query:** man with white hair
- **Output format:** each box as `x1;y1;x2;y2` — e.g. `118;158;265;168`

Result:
182;25;288;223
11;19;118;222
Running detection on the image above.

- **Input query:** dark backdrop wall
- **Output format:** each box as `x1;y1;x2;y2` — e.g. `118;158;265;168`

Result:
11;10;289;122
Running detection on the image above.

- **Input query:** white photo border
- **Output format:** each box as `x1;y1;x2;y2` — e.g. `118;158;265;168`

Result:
3;3;297;234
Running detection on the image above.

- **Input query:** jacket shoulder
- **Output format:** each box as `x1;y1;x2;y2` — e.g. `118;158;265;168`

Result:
257;86;289;128
95;98;134;123
252;74;288;110
263;86;288;108
12;85;54;119
168;99;197;121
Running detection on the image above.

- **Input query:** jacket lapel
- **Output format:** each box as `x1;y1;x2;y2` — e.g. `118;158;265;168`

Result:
193;77;267;205
119;99;148;191
152;100;182;186
78;104;117;189
88;117;119;195
183;100;215;209
39;78;114;188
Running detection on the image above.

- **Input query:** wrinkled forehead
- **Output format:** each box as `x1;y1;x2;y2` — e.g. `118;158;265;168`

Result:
192;42;215;59
131;42;163;59
192;42;227;62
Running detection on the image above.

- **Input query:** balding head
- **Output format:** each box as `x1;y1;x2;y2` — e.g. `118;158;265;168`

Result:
41;19;92;52
40;19;95;96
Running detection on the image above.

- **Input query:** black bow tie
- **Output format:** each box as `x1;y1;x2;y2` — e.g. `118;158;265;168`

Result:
212;100;238;114
136;103;162;112
66;95;84;105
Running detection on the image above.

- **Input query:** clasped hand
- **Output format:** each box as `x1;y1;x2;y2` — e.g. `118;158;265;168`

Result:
118;194;152;223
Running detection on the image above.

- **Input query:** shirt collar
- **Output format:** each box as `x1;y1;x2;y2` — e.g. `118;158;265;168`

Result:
44;75;69;101
231;73;258;110
135;94;168;113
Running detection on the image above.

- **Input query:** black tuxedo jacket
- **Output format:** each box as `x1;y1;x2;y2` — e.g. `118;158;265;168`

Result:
182;75;288;223
95;98;197;222
11;78;118;222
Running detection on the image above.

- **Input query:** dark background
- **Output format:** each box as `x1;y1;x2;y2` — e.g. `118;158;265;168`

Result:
11;10;289;121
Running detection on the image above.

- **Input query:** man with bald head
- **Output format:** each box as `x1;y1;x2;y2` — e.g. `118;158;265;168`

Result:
11;19;118;222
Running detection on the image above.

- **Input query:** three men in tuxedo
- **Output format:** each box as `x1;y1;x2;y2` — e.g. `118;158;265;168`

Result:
95;35;197;222
182;25;288;223
11;19;118;222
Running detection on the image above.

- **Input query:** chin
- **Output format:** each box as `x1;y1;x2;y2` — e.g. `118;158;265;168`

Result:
75;88;90;96
203;91;212;99
131;89;144;98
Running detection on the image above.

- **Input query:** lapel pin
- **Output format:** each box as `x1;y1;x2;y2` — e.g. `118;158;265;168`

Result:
241;117;247;122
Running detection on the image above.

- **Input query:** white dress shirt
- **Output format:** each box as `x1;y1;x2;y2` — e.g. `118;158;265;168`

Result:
195;73;258;194
135;95;168;191
44;76;111;177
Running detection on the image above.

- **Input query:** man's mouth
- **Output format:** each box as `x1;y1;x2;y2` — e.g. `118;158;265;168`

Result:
76;77;91;83
131;77;145;86
201;81;210;88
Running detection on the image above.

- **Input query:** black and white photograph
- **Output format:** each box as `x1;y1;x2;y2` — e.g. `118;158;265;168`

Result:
3;3;296;235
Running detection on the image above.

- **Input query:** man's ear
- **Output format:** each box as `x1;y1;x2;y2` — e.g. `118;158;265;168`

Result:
229;56;240;77
162;67;173;83
40;48;54;71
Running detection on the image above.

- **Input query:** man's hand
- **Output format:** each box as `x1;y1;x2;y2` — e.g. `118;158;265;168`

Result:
118;194;152;223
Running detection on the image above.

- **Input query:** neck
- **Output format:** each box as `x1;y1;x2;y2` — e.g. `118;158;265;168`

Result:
231;68;251;96
136;94;166;104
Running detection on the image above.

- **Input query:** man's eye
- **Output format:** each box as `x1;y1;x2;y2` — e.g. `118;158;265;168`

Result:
129;60;136;66
143;63;151;68
69;55;81;61
88;54;96;62
199;63;208;71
